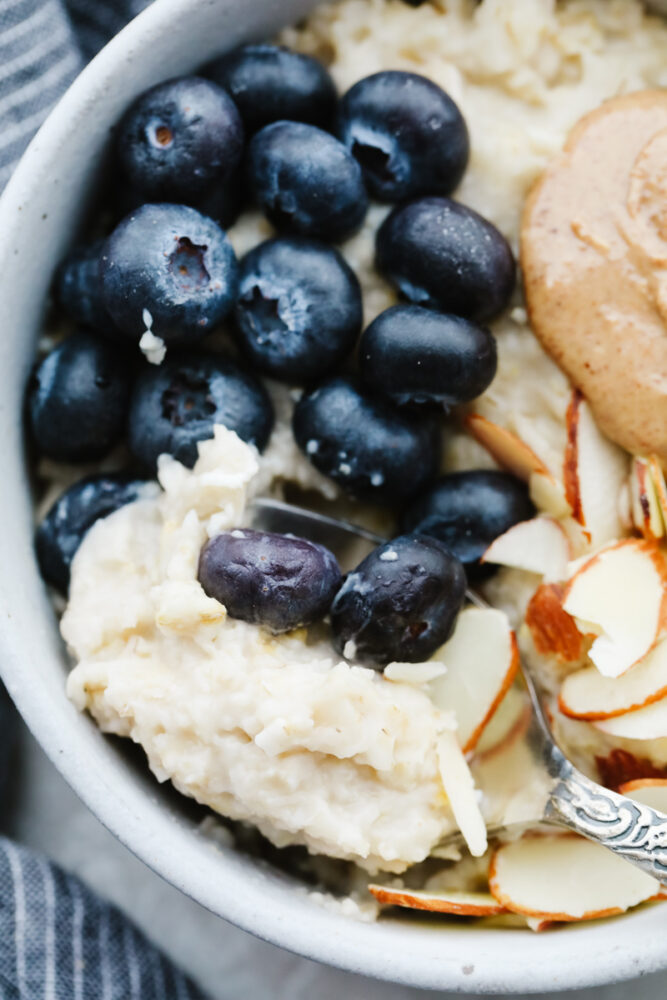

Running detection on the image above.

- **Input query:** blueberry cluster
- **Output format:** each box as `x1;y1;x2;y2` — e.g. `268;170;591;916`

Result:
30;43;532;666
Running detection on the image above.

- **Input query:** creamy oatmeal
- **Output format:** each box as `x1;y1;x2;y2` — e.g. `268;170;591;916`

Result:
63;429;473;873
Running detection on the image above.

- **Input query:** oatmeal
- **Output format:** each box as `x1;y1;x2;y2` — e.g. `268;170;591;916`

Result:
63;428;480;873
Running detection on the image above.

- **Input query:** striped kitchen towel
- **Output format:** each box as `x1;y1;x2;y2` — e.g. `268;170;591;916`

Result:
0;833;206;999
0;2;208;994
0;0;151;187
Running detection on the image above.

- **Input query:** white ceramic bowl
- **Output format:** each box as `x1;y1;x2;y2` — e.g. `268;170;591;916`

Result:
1;0;666;991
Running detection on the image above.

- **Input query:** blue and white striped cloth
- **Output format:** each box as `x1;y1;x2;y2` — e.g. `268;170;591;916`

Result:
0;0;150;186
0;833;206;999
0;1;209;993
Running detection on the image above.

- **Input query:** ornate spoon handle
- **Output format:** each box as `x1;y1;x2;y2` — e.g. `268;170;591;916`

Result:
546;760;667;882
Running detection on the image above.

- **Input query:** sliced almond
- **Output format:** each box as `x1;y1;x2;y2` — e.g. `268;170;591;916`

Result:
489;833;659;921
474;685;531;759
525;582;583;664
482;517;570;582
368;886;506;916
384;662;448;685
430;607;519;752
559;517;591;561
465;414;552;482
607;779;667;899
437;730;487;858
563;390;628;548
631;456;665;541
619;778;667;811
562;539;667;678
559;637;667;720
529;470;571;519
595;696;667;740
525;917;554;932
649;456;667;532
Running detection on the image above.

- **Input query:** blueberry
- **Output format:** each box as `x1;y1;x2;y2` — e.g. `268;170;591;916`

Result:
330;534;466;667
27;332;131;462
292;376;441;505
100;204;239;344
36;474;148;593
117;76;243;202
207;44;337;134
195;166;246;229
402;470;534;580
198;528;342;633
359;305;496;407
248;121;368;242
376;197;516;323
337;71;468;202
128;352;273;471
114;168;245;231
234;237;362;383
56;240;115;332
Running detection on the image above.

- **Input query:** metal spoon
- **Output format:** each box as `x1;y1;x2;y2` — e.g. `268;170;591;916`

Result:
250;497;667;880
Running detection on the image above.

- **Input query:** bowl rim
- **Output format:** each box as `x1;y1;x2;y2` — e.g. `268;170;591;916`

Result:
2;0;667;992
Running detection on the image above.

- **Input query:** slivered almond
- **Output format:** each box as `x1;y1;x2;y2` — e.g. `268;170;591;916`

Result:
474;686;531;760
464;414;552;482
649;456;667;533
562;539;667;678
619;778;667;809
559;637;667;720
595;696;667;740
368;886;506;916
430;608;519;753
563;390;628;548
630;457;665;541
482;517;570;582
489;833;659;921
525;582;583;664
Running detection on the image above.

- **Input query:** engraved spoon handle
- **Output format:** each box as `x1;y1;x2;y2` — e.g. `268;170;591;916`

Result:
546;759;667;882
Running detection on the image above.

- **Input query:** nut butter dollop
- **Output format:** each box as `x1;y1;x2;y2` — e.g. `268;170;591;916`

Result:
521;91;667;462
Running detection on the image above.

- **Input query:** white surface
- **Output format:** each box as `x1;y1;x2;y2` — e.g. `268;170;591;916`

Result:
2;0;667;990
5;715;667;1000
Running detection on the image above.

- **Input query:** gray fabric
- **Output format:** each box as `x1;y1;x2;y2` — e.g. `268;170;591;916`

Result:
0;831;206;998
0;1;208;994
0;0;151;186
